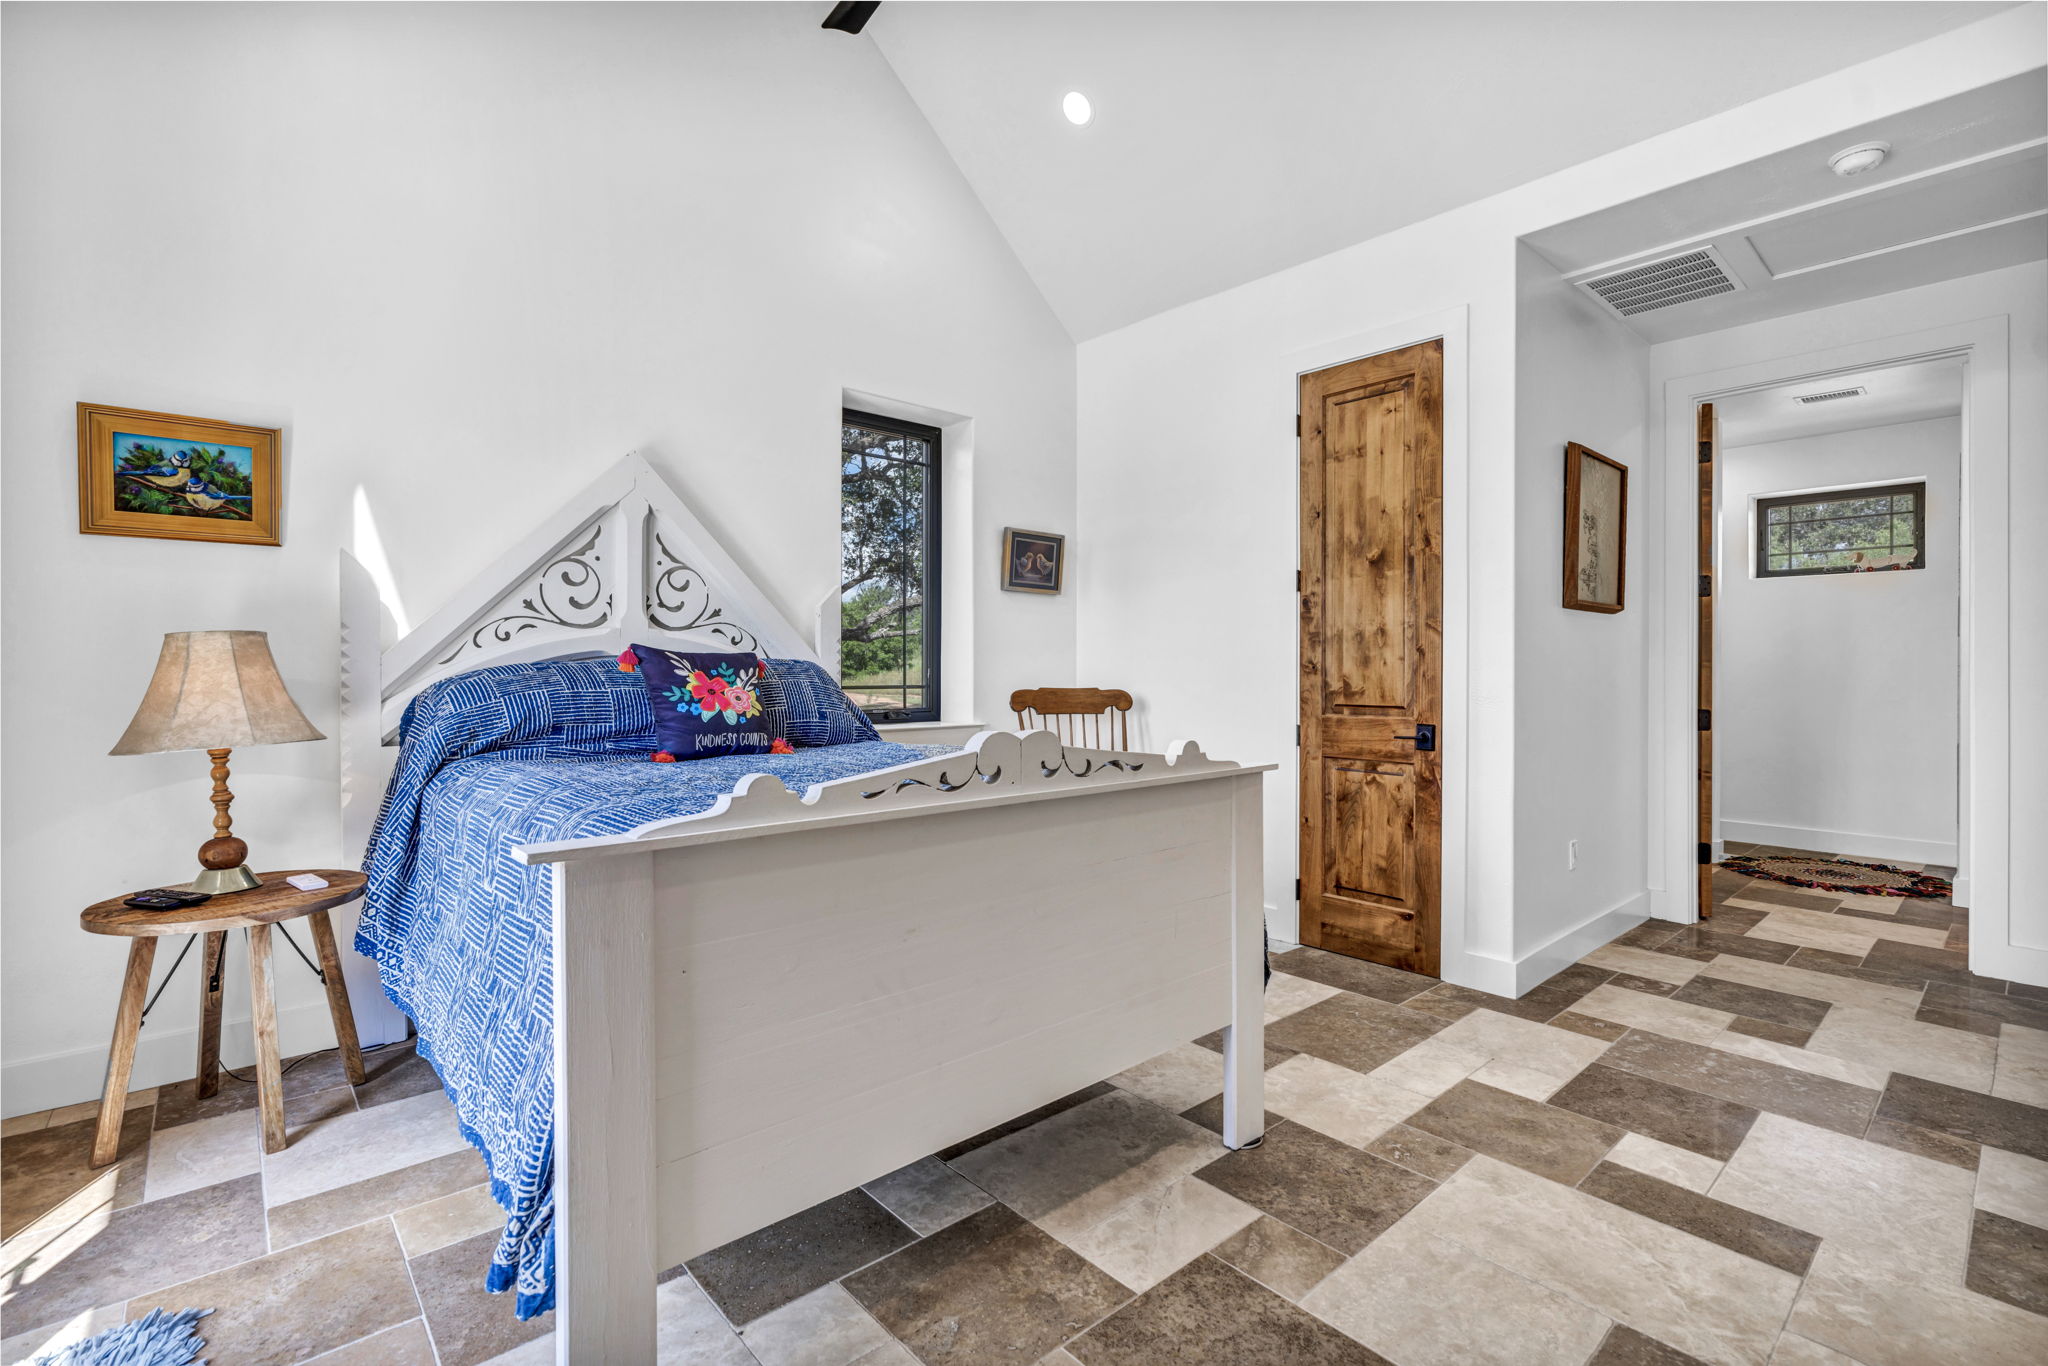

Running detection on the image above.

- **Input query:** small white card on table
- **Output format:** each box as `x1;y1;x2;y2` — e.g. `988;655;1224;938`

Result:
286;874;330;891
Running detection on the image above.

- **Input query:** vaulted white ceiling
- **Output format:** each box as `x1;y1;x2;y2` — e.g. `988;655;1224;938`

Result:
869;2;2014;340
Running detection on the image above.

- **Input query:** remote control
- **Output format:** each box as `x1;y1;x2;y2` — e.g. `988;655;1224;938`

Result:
123;888;214;911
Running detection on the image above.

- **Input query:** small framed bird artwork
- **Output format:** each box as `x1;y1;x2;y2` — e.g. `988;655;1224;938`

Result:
77;403;281;546
1001;527;1065;595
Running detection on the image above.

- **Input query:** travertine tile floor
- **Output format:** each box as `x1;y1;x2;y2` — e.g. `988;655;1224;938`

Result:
4;852;2045;1365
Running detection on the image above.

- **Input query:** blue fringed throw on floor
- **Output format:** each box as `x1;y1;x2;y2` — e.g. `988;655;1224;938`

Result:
29;1308;211;1366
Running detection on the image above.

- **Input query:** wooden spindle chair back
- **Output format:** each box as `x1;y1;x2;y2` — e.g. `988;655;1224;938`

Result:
1009;688;1135;751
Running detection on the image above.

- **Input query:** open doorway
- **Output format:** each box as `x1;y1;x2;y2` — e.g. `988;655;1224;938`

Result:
1699;356;1966;931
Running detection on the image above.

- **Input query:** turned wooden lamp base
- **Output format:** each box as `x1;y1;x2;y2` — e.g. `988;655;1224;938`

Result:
191;747;260;894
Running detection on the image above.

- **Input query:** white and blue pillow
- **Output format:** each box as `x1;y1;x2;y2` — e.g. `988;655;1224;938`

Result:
760;658;882;746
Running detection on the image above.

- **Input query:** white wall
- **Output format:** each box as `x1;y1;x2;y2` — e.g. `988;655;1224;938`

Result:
1;3;1077;1114
1718;417;1960;864
1651;261;2045;983
1512;245;1652;961
1076;7;2042;993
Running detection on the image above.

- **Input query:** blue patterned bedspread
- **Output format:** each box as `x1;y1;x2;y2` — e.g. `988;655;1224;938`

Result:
356;659;947;1317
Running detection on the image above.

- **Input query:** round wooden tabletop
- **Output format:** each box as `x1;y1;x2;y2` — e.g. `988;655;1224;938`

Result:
80;870;367;937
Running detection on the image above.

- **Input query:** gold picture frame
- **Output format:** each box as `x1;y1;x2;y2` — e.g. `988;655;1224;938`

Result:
78;402;281;546
1001;527;1064;595
1563;442;1626;612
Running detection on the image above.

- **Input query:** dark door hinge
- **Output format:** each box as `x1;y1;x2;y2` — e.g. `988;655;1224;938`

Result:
1698;843;1712;866
1295;878;1302;901
1296;570;1303;593
1296;413;1302;438
1698;709;1712;731
1295;724;1301;746
1698;574;1711;597
1698;440;1713;463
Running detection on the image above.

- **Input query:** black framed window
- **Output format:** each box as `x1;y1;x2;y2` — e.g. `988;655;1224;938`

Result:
840;410;941;723
1756;482;1925;578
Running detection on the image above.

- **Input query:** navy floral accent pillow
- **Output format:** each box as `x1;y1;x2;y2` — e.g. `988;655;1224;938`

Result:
624;646;775;761
757;658;882;747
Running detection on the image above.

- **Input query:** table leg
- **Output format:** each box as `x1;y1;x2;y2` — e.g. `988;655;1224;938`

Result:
307;910;366;1086
195;931;226;1100
91;938;156;1168
248;923;287;1154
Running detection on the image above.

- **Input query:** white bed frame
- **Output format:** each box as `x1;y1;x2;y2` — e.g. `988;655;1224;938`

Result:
339;454;1270;1361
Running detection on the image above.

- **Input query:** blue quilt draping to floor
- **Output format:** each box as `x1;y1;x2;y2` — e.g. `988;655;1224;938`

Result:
356;657;947;1317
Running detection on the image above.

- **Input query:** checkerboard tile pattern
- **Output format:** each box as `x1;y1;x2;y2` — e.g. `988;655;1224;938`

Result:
5;854;2044;1365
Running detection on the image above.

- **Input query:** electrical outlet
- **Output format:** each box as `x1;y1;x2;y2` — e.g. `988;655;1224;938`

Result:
1567;840;1579;871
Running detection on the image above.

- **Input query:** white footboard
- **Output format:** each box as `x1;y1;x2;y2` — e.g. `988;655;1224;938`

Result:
517;730;1271;1363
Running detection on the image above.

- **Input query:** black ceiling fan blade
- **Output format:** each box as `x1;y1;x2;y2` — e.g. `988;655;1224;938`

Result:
821;2;881;35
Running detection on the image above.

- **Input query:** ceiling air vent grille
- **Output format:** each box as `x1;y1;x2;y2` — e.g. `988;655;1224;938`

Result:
1578;246;1743;318
1795;386;1868;405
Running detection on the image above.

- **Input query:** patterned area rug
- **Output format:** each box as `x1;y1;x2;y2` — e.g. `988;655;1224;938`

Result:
1721;853;1950;899
29;1308;211;1366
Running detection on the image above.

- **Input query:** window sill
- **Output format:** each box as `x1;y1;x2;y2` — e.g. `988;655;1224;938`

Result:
877;720;986;747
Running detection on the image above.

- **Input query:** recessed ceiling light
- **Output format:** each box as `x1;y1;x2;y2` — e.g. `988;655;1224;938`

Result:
1828;141;1890;177
1062;91;1092;127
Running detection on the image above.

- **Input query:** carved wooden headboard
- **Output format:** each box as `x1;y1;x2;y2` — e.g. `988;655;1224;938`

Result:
338;452;825;861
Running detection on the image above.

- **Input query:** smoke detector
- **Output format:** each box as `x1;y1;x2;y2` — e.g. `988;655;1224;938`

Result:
1829;142;1890;177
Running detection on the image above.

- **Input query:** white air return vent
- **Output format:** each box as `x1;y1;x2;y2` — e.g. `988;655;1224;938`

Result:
1795;386;1867;404
1577;245;1744;319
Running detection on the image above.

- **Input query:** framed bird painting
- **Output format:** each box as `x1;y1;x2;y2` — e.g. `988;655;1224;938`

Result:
77;403;281;546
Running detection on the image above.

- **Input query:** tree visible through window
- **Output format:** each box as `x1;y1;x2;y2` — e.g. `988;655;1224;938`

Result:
841;410;940;722
1756;482;1925;577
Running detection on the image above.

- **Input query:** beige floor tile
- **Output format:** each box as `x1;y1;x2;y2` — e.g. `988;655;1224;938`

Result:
742;1281;893;1366
656;1274;756;1366
1697;1029;1891;1091
1606;1131;1725;1194
1056;1173;1257;1292
141;1108;261;1203
1974;1146;2048;1228
474;1337;558;1366
1768;1332;1866;1365
128;1218;419;1366
1709;1112;1975;1278
948;1088;1222;1240
1697;957;1920;1017
1741;914;1880;958
1110;1042;1228;1113
1302;1217;1611;1366
1262;1054;1432;1148
1836;893;1909;914
1363;1036;1489;1099
1753;906;1948;949
392;1182;506;1258
1432;1008;1613;1083
1570;985;1733;1045
0;1304;125;1366
1787;1243;2048;1366
1466;1060;1568;1101
262;1086;469;1207
1993;1023;2048;1107
1581;944;1704;986
1267;972;1345;1022
1804;1004;1997;1092
303;1317;438;1364
852;1344;918;1366
861;1156;994;1237
1405;1155;1800;1366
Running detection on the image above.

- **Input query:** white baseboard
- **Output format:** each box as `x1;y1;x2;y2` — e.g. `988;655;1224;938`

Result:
2;1000;348;1119
1951;875;1971;908
1722;820;1955;867
1444;891;1651;999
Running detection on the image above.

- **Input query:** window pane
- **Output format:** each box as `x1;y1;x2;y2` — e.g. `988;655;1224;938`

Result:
842;414;939;720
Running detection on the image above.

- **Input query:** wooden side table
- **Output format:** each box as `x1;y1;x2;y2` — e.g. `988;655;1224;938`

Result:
81;870;369;1161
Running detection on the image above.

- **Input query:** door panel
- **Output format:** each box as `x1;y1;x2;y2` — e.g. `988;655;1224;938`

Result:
1300;340;1443;975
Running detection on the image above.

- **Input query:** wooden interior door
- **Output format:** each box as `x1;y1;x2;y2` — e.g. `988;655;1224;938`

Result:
1697;402;1717;921
1299;340;1443;975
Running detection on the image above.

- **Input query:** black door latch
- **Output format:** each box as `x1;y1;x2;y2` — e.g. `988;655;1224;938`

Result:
1395;723;1437;752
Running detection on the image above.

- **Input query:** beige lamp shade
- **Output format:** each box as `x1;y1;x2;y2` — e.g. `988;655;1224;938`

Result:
110;631;325;755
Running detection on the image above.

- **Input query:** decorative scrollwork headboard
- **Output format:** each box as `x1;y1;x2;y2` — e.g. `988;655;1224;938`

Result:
339;452;822;859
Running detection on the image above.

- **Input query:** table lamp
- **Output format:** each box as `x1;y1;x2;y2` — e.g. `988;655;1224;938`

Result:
110;631;325;894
